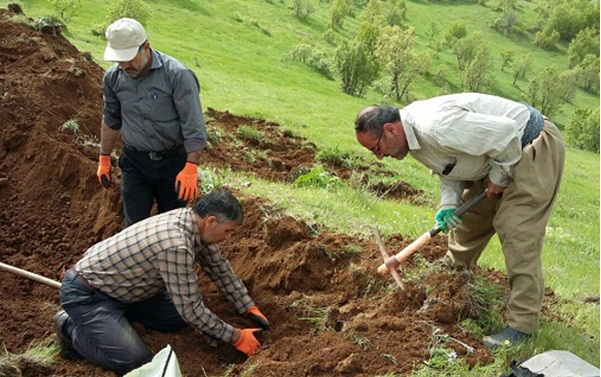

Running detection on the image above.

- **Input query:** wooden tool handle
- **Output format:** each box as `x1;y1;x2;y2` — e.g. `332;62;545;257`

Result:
377;231;433;275
377;189;487;276
0;262;61;289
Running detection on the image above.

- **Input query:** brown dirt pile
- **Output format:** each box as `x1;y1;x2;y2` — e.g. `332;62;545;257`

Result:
0;10;496;377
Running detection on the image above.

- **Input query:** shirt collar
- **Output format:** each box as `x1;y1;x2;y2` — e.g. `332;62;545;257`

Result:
149;49;162;71
399;108;421;151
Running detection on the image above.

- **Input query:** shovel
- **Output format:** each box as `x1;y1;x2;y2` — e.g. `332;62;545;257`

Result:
377;189;488;279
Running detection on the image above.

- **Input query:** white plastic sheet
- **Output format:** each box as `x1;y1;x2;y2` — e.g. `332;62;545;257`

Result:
124;345;183;377
521;350;600;377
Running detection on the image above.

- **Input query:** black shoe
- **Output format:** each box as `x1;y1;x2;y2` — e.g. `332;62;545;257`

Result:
482;326;530;349
53;310;83;360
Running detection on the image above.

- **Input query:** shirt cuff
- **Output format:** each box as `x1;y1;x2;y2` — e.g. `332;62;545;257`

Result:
184;138;206;153
439;179;464;208
488;167;511;187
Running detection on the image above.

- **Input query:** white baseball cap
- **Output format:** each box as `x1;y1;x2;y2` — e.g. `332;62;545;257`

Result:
104;18;147;62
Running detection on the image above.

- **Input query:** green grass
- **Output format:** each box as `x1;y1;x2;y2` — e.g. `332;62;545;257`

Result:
8;0;600;373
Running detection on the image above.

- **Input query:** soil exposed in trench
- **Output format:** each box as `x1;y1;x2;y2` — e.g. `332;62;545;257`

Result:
0;9;501;376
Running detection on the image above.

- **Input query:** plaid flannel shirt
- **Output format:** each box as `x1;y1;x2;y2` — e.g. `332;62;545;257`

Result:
75;208;254;344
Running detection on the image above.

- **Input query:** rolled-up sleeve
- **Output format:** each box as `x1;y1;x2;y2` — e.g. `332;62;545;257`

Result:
172;69;207;153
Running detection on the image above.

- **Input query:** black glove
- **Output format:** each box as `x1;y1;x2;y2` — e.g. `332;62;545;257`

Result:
244;306;271;330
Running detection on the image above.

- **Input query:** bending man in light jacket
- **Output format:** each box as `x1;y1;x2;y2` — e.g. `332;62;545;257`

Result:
354;93;564;348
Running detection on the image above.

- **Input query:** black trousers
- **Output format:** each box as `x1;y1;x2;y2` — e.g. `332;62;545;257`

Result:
118;146;187;227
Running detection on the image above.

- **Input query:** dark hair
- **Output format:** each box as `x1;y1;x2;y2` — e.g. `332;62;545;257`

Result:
354;105;400;134
193;190;243;225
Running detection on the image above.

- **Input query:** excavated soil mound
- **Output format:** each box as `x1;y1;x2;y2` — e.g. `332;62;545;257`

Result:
201;108;426;204
0;10;498;376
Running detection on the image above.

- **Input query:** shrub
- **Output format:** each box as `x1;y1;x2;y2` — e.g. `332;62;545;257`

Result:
290;43;334;79
534;29;560;49
106;0;151;25
565;107;600;153
49;0;81;21
293;166;342;189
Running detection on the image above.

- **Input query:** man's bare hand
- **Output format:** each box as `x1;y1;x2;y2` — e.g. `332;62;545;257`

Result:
485;178;506;198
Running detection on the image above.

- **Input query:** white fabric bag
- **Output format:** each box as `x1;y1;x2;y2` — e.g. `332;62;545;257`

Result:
521;350;600;377
124;345;183;377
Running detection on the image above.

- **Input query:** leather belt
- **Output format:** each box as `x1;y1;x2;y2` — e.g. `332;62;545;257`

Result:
124;145;186;161
69;267;96;292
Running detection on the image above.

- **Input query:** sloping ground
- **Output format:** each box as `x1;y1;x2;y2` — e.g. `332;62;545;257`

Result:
201;108;426;204
0;9;500;377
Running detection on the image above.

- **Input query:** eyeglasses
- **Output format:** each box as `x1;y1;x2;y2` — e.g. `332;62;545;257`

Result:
370;128;384;156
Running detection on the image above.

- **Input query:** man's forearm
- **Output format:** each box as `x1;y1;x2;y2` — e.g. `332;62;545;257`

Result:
186;149;202;165
99;120;121;155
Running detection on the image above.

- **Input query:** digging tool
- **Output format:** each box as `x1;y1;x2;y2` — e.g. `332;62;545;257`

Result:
375;225;404;290
0;262;61;289
377;189;488;276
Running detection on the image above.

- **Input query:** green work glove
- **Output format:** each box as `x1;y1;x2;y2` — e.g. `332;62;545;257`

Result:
435;207;463;232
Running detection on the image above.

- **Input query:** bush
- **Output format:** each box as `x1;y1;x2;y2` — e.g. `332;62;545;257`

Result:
91;0;151;38
534;29;560;49
565;107;600;153
106;0;151;25
293;166;342;189
49;0;81;21
290;43;334;79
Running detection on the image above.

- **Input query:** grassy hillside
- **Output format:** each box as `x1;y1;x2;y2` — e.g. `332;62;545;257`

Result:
16;0;600;141
8;0;600;373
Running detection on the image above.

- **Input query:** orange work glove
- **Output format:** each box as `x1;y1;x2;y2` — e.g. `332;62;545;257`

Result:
244;306;271;330
175;162;198;202
232;328;262;357
97;154;111;189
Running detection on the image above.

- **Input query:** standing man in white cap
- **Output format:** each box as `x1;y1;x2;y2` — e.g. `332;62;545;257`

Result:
97;18;207;227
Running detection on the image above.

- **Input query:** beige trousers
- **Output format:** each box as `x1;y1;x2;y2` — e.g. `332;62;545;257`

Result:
447;120;565;333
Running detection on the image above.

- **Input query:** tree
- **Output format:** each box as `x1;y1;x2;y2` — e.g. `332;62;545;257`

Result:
106;0;152;26
512;53;532;84
49;0;81;21
527;67;576;117
503;10;517;35
441;21;467;48
292;0;315;19
363;0;383;23
427;21;439;41
335;39;376;96
461;48;496;92
500;50;514;72
535;0;600;41
452;32;481;71
565;107;600;153
451;32;495;92
567;27;600;68
577;54;600;93
558;69;579;102
534;28;560;49
329;0;350;29
375;26;428;101
500;0;516;11
383;0;407;27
